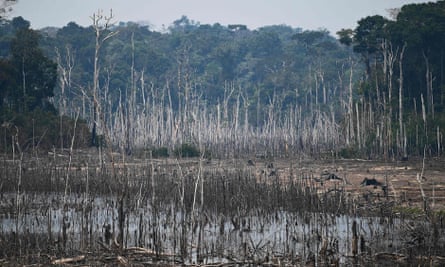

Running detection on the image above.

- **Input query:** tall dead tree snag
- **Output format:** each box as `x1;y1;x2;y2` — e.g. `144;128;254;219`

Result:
384;41;397;157
55;46;75;151
398;43;407;158
376;40;408;158
90;9;118;147
55;46;75;117
422;52;434;119
346;57;355;146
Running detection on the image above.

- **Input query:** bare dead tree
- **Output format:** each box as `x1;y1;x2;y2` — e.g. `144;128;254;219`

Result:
90;9;118;147
382;40;398;158
398;43;407;158
55;46;75;116
55;46;76;151
347;57;355;146
437;126;441;156
241;91;250;152
421;94;428;147
319;70;327;105
422;52;434;119
356;101;361;149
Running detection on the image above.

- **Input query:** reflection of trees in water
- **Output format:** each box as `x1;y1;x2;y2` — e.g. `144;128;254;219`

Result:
0;157;444;265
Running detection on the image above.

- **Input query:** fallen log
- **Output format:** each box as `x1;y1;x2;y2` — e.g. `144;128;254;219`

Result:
51;255;85;265
117;255;129;266
125;246;177;257
374;252;406;262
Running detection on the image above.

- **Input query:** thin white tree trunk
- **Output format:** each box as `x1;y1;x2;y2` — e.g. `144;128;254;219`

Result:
399;43;407;157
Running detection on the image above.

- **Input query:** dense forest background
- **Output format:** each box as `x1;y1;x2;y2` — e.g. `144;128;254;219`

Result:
0;1;444;159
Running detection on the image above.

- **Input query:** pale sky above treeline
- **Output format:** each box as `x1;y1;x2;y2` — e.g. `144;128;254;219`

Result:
13;0;434;34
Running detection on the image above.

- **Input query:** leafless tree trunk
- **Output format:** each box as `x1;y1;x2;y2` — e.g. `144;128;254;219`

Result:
383;40;398;158
55;45;76;153
316;69;326;105
347;58;355;146
90;9;118;146
55;46;75;116
356;102;361;149
398;43;407;157
423;52;434;119
437;126;441;156
242;92;250;152
421;94;427;145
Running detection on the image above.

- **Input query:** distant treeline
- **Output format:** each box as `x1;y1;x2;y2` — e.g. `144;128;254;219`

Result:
0;1;445;158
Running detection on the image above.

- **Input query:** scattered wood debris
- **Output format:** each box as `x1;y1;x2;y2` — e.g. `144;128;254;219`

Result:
51;255;85;265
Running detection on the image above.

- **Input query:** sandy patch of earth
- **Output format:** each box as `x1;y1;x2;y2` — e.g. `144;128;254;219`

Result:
248;157;445;212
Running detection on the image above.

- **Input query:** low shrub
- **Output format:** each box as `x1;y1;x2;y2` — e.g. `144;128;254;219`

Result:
173;143;200;158
152;146;169;158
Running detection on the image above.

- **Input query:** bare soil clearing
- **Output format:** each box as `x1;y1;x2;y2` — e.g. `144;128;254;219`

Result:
247;156;445;212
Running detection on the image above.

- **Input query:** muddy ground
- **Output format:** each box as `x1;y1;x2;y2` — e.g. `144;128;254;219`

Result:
40;149;445;213
262;156;445;212
178;154;445;213
1;152;444;266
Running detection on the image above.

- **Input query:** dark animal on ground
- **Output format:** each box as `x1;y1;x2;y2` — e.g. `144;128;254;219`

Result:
361;177;382;187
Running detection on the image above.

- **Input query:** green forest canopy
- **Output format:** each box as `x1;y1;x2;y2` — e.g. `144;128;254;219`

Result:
0;1;445;158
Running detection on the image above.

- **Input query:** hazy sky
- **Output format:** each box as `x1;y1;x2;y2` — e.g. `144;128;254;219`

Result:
12;0;434;34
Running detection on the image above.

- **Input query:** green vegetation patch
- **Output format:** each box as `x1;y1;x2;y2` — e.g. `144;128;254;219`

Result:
173;143;200;158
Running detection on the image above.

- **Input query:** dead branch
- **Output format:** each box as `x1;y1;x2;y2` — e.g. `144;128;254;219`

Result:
117;255;129;266
125;246;176;257
51;255;85;265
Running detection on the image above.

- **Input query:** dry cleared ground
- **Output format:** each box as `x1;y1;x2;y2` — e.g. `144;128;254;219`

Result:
133;154;445;213
251;156;445;212
104;153;445;213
